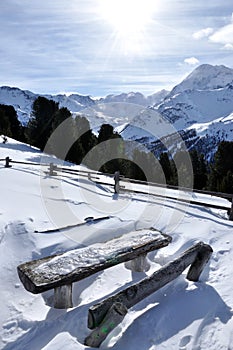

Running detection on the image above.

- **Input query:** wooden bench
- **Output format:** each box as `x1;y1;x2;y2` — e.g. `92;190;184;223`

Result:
17;228;172;309
85;241;213;347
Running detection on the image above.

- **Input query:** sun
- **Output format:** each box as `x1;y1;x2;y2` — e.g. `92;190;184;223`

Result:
98;0;156;54
99;0;155;35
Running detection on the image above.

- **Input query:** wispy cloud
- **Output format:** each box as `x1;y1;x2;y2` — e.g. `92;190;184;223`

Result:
209;22;233;45
222;43;233;51
191;14;233;53
192;28;214;40
184;57;200;66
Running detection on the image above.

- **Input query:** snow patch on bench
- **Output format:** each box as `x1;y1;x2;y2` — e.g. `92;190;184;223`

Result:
34;229;164;277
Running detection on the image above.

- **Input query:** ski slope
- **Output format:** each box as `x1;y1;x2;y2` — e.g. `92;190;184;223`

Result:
0;138;233;350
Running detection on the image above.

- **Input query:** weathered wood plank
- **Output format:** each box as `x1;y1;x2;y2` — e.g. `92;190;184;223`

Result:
17;229;172;294
84;303;128;348
88;242;213;329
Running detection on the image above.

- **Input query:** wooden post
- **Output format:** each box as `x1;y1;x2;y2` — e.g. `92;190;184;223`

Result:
187;243;214;281
49;163;57;176
125;253;150;272
85;302;128;348
114;171;120;194
54;284;73;309
229;198;233;221
5;156;12;168
88;242;213;330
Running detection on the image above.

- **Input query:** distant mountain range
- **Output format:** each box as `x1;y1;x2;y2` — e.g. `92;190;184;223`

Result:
0;85;168;126
1;63;233;159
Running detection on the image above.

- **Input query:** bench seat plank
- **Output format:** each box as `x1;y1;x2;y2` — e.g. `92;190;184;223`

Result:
17;229;171;294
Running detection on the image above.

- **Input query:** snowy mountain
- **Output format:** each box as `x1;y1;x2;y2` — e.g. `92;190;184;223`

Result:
157;65;233;128
170;64;233;94
153;64;233;158
0;87;167;127
99;90;169;106
0;86;36;125
118;64;233;159
1;137;233;349
0;86;96;125
1;64;233;159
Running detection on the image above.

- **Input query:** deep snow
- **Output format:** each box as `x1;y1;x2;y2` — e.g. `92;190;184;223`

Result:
0;138;233;350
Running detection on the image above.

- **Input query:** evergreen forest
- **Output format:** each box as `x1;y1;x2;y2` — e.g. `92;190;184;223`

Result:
0;97;233;194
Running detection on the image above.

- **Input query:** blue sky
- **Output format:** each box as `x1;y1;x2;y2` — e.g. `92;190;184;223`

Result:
0;0;233;97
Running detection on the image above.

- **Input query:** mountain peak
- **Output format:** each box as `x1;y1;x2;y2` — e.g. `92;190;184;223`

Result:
171;64;233;95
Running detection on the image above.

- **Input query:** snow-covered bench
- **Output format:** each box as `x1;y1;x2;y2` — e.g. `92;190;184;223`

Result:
17;229;172;309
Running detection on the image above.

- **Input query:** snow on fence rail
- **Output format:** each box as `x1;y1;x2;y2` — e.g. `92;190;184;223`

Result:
1;157;233;219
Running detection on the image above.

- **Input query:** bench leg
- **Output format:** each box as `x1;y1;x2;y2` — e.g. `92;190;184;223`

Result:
54;284;73;309
187;244;213;281
85;302;128;348
124;253;150;272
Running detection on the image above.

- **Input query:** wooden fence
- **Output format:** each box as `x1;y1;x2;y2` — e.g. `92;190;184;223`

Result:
1;156;233;220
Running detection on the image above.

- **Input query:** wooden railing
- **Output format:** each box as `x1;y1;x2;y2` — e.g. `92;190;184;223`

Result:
1;156;233;220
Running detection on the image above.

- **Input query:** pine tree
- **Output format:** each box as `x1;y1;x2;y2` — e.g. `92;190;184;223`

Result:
190;150;207;190
66;115;97;165
52;107;71;131
93;123;123;173
0;104;23;140
47;107;73;158
173;150;193;188
25;97;59;149
0;109;11;136
220;171;233;193
159;152;175;185
208;141;233;193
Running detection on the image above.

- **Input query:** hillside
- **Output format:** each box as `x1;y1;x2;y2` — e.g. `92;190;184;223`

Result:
0;138;233;349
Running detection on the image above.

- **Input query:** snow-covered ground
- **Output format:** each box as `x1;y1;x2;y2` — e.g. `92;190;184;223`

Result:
0;138;233;350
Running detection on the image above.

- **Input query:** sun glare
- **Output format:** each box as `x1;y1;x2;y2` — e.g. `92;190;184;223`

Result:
98;0;157;54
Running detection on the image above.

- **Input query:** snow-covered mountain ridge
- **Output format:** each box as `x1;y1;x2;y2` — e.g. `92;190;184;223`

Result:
119;64;233;159
152;64;233;158
170;64;233;94
0;86;168;126
157;64;233;128
1;64;233;159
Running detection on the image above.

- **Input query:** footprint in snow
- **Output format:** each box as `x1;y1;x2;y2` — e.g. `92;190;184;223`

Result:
179;335;192;349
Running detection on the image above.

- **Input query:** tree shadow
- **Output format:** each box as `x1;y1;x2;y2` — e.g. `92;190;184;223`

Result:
0;142;40;153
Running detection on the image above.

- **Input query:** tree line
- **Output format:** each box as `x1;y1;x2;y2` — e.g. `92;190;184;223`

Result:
0;97;233;194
